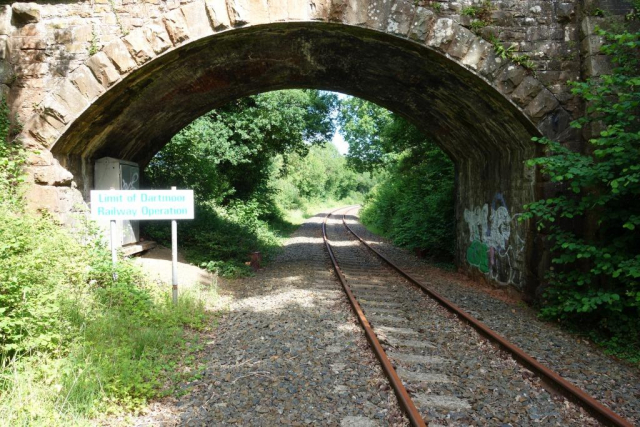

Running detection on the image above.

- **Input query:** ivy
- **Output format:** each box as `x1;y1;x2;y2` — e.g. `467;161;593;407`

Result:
522;28;640;359
0;95;26;204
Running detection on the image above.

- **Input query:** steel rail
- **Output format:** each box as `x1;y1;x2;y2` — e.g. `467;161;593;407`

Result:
322;207;427;427
341;206;634;427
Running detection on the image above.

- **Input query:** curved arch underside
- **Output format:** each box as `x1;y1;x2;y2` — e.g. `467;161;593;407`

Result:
52;22;539;293
52;23;538;166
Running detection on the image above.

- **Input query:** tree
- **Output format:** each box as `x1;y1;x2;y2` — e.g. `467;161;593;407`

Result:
145;90;338;203
338;96;455;259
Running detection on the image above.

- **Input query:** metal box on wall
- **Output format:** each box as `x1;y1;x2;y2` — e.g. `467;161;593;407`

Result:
94;157;140;246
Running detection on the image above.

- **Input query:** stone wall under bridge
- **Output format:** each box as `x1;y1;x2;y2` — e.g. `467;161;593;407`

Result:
0;0;633;300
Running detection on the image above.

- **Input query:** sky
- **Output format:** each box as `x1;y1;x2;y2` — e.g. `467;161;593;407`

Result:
330;92;349;155
331;129;349;155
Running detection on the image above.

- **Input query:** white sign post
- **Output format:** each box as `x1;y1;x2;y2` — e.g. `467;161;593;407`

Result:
91;188;194;304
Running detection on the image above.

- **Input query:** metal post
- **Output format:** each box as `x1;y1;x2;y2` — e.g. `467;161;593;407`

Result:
171;186;178;305
110;187;118;281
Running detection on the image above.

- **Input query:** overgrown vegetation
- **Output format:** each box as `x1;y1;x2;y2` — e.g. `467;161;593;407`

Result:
144;90;375;277
338;97;456;263
0;96;211;425
522;28;640;360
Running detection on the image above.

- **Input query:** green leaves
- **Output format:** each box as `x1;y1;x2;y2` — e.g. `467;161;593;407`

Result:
527;28;640;359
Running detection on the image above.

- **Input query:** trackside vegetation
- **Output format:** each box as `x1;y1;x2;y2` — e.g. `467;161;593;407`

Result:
144;90;377;277
0;96;212;425
522;28;640;360
338;97;456;263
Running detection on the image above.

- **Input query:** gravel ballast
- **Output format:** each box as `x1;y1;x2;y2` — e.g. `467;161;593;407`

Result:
345;208;640;425
130;213;406;426
326;211;600;426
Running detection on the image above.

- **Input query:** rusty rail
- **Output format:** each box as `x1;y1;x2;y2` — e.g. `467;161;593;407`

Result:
341;206;634;427
322;207;427;427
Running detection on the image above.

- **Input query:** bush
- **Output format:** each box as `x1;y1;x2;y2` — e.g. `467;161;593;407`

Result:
522;28;640;360
361;147;455;262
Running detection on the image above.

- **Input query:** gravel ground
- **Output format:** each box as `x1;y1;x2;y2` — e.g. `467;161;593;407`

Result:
326;210;599;426
127;213;407;426
344;208;640;425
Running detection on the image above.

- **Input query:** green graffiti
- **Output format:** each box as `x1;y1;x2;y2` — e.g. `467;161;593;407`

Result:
467;240;489;273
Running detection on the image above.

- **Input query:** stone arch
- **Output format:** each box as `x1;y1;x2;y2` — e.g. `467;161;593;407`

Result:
18;0;574;295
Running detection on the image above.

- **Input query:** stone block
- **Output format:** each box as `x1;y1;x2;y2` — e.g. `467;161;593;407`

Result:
47;80;89;124
0;60;14;84
144;20;173;54
181;2;213;40
462;38;491;70
11;2;40;25
308;0;331;21
103;39;137;73
205;0;231;30
584;55;611;77
26;114;62;147
581;34;605;56
491;11;514;26
124;28;155;65
511;76;543;107
555;3;574;23
0;35;7;59
87;51;121;88
0;6;11;36
25;185;86;223
285;0;309;20
496;65;526;94
427;18;455;50
69;65;105;100
478;50;505;80
268;0;308;21
447;25;475;59
26;148;53;166
31;164;74;186
408;7;434;42
163;7;190;44
537;107;572;141
386;0;415;36
525;88;559;120
227;0;269;27
226;0;250;26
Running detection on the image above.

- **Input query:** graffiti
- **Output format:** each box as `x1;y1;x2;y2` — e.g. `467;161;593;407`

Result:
121;172;139;190
463;193;525;286
467;240;489;273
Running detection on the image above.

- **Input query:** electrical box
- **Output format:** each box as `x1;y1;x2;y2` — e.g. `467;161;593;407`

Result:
94;157;140;246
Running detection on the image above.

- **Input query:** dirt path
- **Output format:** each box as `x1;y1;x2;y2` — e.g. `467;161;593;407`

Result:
134;245;216;289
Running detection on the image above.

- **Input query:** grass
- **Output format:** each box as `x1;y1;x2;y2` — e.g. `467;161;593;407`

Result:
0;202;219;426
0;284;216;426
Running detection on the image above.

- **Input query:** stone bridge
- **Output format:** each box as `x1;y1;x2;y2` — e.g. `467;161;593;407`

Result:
0;0;633;299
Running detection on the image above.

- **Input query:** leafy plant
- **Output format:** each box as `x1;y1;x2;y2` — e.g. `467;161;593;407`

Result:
0;95;26;203
522;28;640;360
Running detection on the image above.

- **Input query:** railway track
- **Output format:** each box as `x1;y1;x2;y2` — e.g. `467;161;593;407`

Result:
322;206;634;427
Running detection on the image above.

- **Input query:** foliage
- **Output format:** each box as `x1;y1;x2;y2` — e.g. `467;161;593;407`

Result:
338;97;455;261
145;90;337;204
0;95;26;203
0;95;213;422
145;91;373;277
360;147;455;261
522;28;640;359
490;36;536;71
337;97;433;173
272;143;378;211
0;208;211;423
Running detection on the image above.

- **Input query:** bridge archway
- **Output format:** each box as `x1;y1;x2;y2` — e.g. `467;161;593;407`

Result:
20;4;571;296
